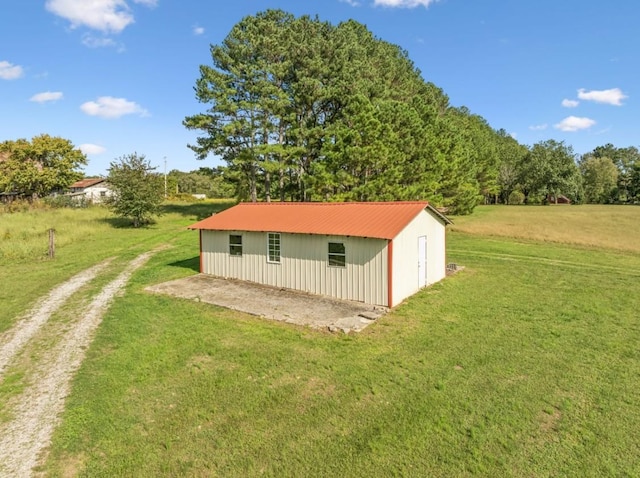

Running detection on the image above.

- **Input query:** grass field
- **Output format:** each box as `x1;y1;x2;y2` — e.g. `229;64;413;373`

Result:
450;204;640;253
2;204;640;477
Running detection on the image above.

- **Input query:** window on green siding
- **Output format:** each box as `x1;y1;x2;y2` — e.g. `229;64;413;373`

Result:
328;242;346;267
229;234;242;256
268;233;281;263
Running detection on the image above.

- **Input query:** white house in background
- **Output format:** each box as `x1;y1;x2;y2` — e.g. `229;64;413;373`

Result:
69;178;112;203
189;201;452;308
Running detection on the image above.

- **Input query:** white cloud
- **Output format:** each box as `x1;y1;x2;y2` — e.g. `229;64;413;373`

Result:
340;0;361;5
45;0;156;34
529;124;548;131
193;26;205;35
82;34;117;48
79;143;106;155
561;99;579;108
577;88;627;106
554;116;596;132
0;60;24;80
373;0;438;7
30;91;64;103
80;96;149;119
509;132;517;139
46;0;133;33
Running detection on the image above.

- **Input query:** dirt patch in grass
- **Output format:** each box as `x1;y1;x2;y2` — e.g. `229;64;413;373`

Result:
145;274;387;333
302;376;336;399
53;452;87;478
539;407;562;434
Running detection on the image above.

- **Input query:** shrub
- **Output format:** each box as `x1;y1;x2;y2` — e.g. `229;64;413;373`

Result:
168;193;201;202
43;195;89;209
508;191;525;205
0;198;47;213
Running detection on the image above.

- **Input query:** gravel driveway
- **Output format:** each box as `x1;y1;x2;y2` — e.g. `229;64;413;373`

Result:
0;251;157;478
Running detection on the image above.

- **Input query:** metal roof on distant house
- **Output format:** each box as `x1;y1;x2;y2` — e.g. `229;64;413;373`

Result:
189;201;451;240
70;178;106;189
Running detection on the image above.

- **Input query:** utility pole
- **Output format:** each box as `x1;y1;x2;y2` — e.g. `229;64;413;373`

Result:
163;156;167;199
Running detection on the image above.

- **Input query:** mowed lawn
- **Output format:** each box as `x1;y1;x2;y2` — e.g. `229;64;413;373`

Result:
3;204;640;477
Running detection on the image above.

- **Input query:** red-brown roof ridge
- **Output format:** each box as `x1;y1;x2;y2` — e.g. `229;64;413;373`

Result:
70;178;106;188
190;201;451;240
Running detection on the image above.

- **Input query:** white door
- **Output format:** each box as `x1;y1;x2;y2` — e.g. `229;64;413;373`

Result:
418;235;427;288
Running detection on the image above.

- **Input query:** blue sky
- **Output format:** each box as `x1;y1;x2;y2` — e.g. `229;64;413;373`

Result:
1;0;637;176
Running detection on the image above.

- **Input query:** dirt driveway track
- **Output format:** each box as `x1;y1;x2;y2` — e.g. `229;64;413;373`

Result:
0;251;156;478
0;260;112;377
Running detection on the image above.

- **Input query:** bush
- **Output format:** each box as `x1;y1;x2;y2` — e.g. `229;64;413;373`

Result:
0;197;56;213
168;193;202;202
43;195;89;209
508;191;525;205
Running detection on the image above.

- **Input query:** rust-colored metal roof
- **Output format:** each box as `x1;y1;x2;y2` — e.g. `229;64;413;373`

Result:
70;178;105;189
189;201;450;240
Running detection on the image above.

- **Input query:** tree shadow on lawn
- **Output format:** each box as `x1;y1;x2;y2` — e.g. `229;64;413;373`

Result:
97;216;155;229
168;255;200;273
160;200;235;220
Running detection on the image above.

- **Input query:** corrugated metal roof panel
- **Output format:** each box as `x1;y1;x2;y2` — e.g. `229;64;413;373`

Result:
189;201;449;240
70;178;105;188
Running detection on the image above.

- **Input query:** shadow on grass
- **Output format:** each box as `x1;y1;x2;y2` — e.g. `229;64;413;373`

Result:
161;200;235;220
97;216;157;229
168;256;200;272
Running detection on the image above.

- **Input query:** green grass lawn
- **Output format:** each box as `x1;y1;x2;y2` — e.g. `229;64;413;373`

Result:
3;204;640;477
0;201;231;333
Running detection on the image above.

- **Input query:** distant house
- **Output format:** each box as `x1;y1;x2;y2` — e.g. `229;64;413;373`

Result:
69;178;112;203
546;194;571;205
189;201;452;308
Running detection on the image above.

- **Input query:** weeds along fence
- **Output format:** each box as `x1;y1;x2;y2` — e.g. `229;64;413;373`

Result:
0;206;112;262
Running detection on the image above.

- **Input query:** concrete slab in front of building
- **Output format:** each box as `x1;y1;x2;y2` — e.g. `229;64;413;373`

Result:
146;274;387;333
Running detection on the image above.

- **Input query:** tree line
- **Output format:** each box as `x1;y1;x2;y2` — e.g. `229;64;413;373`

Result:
166;167;234;199
184;9;640;212
495;139;640;205
0;136;229;201
2;10;639;213
183;9;506;213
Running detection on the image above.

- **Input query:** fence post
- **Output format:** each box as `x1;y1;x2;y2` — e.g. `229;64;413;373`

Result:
48;228;55;259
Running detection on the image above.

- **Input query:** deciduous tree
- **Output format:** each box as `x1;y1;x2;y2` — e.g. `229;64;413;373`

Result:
520;140;580;204
588;144;640;202
579;156;618;203
0;134;86;198
105;153;164;227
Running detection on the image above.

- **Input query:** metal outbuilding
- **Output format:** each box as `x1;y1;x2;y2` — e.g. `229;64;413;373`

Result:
189;201;452;308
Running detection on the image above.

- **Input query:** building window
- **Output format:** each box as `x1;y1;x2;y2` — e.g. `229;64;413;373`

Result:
268;233;281;263
328;242;346;267
229;234;243;256
100;191;106;197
